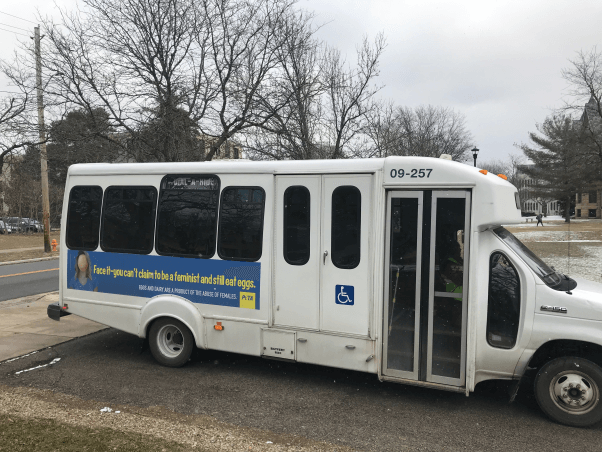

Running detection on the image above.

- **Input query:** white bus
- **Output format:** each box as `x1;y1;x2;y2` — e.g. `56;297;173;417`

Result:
48;156;602;427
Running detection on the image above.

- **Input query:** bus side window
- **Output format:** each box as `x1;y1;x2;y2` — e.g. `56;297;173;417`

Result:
100;187;157;254
331;186;361;269
156;175;220;258
66;186;103;251
487;252;520;349
283;186;310;265
218;187;265;261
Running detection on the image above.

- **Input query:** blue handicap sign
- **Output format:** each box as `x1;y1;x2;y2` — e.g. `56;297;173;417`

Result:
335;285;354;305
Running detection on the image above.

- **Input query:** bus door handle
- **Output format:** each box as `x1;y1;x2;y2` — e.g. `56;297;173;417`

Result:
323;250;328;264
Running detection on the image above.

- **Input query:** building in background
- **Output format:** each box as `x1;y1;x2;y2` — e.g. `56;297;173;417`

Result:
575;189;601;218
516;163;561;216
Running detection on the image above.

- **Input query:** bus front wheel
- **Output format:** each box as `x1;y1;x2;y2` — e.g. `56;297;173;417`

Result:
535;357;602;427
149;318;194;367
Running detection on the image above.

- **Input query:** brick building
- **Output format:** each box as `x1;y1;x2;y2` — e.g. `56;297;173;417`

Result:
575;188;601;218
574;97;602;218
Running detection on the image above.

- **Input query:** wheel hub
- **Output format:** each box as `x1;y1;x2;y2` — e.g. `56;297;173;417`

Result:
157;325;185;358
552;372;597;412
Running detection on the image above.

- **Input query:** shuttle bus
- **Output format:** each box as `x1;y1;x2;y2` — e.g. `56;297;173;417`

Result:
48;156;602;427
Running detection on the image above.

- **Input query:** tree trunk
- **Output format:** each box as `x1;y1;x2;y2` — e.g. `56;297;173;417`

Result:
565;196;571;223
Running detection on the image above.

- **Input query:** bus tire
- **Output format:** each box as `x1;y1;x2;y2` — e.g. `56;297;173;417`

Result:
534;357;602;427
149;318;194;368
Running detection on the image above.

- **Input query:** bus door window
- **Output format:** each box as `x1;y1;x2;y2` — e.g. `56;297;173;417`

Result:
431;197;466;380
387;197;420;373
331;186;361;269
283;186;310;265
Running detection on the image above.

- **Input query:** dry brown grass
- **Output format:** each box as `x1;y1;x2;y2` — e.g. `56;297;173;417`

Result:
0;231;61;262
0;231;61;251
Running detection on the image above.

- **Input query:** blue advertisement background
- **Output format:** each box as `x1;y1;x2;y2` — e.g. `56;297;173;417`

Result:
67;250;261;309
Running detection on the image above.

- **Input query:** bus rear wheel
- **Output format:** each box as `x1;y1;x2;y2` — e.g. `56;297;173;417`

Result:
149;318;194;367
534;357;602;427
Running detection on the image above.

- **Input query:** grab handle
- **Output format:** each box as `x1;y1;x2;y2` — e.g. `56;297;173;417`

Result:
323;250;328;264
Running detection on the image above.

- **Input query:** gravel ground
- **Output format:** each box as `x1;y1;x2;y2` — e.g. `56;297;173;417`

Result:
0;384;352;452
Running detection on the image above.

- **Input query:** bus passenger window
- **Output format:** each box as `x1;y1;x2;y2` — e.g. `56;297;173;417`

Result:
283;186;310;265
100;187;157;254
487;252;520;349
156;175;220;258
331;186;361;269
218;187;265;261
66;186;103;251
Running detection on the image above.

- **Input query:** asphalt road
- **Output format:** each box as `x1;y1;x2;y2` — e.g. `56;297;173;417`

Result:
1;328;600;451
0;259;59;301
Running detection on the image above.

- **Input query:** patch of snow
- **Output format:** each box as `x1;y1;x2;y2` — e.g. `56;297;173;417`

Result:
544;246;602;283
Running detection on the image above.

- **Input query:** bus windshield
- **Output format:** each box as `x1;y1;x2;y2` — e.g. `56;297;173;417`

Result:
493;227;562;287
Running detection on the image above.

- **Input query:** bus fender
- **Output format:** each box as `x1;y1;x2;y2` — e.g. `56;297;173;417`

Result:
139;295;205;349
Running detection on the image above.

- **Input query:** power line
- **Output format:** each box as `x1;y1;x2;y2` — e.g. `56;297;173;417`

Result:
0;26;29;37
0;22;30;32
0;10;36;25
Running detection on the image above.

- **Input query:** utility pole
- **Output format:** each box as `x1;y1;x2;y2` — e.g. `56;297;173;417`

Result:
34;25;51;252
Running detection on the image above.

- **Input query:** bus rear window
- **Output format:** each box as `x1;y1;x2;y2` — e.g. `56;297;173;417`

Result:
66;186;103;251
101;187;157;254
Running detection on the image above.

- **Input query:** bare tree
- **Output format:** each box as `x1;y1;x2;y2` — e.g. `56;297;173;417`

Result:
561;48;602;168
363;99;401;158
41;0;207;162
365;104;473;160
242;10;325;160
198;0;295;160
244;27;385;160
480;154;525;187
37;0;301;162
322;34;385;159
0;58;41;180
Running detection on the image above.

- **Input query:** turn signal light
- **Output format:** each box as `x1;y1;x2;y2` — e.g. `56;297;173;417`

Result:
214;322;224;331
497;174;508;180
479;169;488;175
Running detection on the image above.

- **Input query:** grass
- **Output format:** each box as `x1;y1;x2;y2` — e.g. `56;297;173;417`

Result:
506;219;602;259
0;231;61;262
0;230;61;251
0;414;191;452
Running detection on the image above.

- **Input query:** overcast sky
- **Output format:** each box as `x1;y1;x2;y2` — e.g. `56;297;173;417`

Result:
1;0;600;163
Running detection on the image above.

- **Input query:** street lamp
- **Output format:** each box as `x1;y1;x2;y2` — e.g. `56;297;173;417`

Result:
471;147;479;167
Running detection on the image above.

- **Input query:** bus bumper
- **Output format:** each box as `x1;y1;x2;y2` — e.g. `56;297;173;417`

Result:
47;302;71;321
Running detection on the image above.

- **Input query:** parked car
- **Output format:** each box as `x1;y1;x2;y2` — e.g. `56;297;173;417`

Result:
6;217;21;233
0;220;7;234
20;218;40;233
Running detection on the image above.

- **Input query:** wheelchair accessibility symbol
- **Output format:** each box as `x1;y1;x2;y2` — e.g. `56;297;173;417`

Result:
335;285;354;305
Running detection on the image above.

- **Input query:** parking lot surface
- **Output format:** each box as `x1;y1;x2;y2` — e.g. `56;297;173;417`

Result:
1;325;601;451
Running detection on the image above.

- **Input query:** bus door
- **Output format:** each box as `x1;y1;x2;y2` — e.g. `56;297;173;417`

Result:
273;175;372;337
383;190;471;387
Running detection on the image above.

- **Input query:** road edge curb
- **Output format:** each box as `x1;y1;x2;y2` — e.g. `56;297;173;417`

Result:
0;256;59;267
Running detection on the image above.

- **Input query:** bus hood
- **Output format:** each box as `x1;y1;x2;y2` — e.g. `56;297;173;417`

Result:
554;277;602;322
